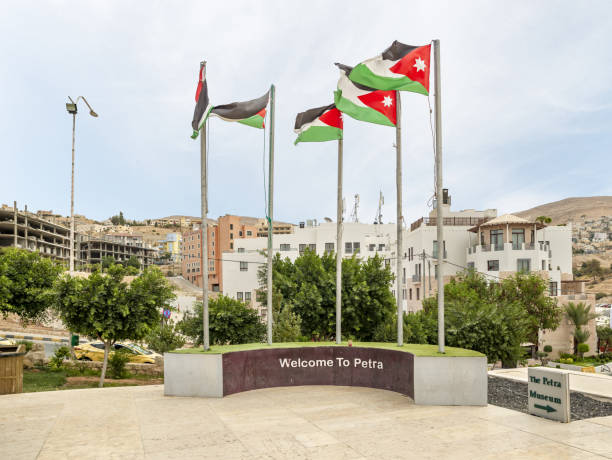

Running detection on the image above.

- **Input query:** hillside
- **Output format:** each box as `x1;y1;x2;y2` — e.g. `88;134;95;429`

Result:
514;196;612;224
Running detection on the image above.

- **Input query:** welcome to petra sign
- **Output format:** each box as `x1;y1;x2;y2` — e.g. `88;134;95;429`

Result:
223;346;413;396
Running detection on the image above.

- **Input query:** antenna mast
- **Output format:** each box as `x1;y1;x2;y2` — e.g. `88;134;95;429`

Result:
375;190;384;224
351;194;360;223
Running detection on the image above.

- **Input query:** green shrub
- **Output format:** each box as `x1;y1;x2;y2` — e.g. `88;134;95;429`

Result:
543;345;553;353
560;352;575;360
556;365;561;368
596;292;607;300
145;320;186;353
566;358;574;364
108;349;130;379
49;346;71;370
577;343;589;357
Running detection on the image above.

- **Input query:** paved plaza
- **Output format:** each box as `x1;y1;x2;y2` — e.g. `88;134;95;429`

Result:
2;385;612;459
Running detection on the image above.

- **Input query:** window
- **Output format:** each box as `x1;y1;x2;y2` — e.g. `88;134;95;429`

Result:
212;250;215;256
369;244;376;251
212;241;215;247
409;288;412;300
230;243;233;249
245;292;251;301
403;268;406;283
230;224;234;230
353;242;360;253
209;260;214;271
299;244;306;254
247;230;252;236
416;287;420;301
212;284;220;292
490;229;503;250
239;231;243;237
517;259;530;273
345;242;353;254
230;233;234;240
240;261;248;272
237;292;243;301
237;247;245;253
212;232;215;237
433;240;446;258
549;281;558;296
512;229;525;250
378;244;385;251
487;260;499;271
198;244;200;248
325;242;334;252
467;262;475;270
279;243;290;251
309;244;316;252
402;289;406;300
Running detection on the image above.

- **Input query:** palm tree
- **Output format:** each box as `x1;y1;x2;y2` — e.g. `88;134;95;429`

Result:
564;302;597;355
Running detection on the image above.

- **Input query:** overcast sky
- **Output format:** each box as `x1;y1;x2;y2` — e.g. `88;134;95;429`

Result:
2;1;611;225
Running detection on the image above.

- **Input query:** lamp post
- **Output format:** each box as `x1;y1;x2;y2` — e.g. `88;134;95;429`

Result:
66;96;98;273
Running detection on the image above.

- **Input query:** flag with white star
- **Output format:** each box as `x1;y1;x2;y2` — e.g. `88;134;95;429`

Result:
347;41;431;95
334;63;397;127
294;104;343;145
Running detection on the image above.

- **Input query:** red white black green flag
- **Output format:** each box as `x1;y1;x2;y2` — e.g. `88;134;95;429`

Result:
348;41;431;95
209;90;269;129
334;63;397;127
294;104;343;145
191;62;213;139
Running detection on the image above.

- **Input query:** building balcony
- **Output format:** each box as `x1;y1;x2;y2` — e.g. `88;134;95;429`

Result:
410;216;489;232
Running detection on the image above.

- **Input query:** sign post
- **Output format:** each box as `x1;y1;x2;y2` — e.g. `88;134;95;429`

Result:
528;367;570;423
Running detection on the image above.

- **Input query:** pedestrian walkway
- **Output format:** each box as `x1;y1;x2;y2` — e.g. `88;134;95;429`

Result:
1;385;611;459
490;367;612;400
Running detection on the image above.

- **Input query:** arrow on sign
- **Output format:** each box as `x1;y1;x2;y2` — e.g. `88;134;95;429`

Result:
534;404;556;413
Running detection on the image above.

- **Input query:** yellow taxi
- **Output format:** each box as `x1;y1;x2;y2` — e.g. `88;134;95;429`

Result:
0;336;16;346
74;342;160;364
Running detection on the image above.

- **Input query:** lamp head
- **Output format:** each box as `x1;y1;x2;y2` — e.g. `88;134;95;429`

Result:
66;103;78;114
89;110;98;117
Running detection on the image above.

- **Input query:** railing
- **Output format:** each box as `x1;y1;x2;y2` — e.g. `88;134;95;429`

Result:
410;216;489;232
412;274;421;282
432;250;448;259
481;244;491;252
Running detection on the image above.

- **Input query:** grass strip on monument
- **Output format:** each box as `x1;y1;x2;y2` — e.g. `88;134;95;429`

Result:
171;342;483;357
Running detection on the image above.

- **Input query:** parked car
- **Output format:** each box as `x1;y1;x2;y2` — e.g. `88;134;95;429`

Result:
74;342;160;364
0;336;16;346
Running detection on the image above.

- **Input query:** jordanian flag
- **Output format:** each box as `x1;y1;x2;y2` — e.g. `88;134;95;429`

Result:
334;63;397;127
348;41;431;95
209;90;269;129
191;62;213;139
294;104;343;145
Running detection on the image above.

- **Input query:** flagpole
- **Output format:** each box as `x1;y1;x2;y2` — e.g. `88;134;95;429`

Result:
200;110;210;351
433;40;445;353
395;92;403;347
336;136;343;344
266;84;275;345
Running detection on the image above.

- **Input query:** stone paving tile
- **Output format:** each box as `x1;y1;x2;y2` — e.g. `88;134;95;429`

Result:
3;384;612;459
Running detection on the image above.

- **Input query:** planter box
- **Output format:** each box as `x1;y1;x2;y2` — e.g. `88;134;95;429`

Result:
165;346;487;406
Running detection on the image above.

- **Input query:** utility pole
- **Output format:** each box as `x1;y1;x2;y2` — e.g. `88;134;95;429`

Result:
422;249;426;300
266;84;275;345
336;137;343;344
13;201;17;247
433;39;445;354
395;92;403;346
70;111;76;273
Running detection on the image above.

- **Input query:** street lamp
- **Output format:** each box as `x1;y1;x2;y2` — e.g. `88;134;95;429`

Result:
66;96;98;273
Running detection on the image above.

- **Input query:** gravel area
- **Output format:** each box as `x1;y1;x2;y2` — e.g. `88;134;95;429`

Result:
488;375;612;420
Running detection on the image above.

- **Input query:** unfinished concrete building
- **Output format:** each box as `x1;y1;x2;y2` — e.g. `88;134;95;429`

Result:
0;203;71;264
78;235;156;269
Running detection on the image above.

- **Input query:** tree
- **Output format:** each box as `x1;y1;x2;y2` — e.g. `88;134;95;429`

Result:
126;256;141;270
257;250;395;341
101;255;115;270
564;302;597;355
0;248;63;324
499;273;561;351
273;303;302;342
177;295;266;346
54;265;174;387
145;319;185;353
597;326;612;352
535;216;552;225
420;270;531;366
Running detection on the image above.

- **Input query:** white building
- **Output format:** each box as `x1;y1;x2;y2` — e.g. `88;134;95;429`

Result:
222;222;396;318
223;190;574;317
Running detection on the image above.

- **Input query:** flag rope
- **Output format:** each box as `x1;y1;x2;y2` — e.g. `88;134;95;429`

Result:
426;40;437;210
262;108;269;220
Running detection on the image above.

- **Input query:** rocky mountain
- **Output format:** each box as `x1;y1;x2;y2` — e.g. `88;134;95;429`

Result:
514;197;612;224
